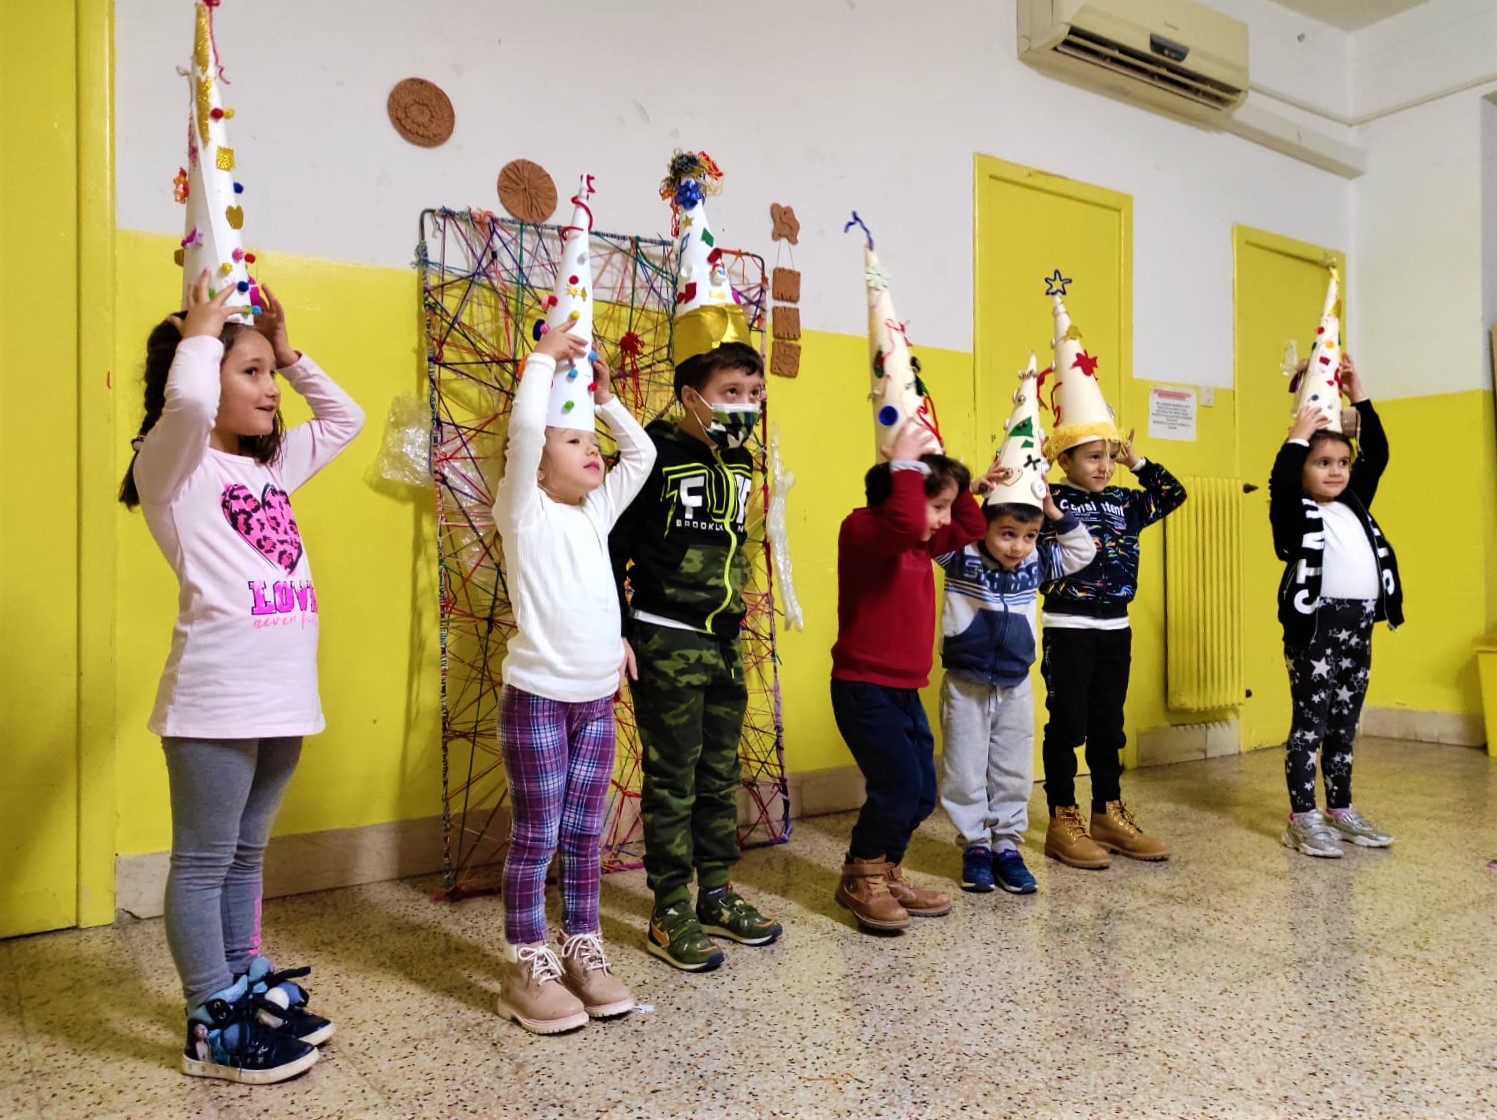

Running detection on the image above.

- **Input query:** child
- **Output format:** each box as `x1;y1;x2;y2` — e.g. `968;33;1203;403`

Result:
830;422;995;931
1039;431;1186;868
120;273;363;1082
938;487;1096;894
608;341;781;971
1271;355;1401;856
491;325;655;1033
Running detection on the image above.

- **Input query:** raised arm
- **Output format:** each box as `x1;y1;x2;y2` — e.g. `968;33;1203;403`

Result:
275;356;366;491
591;355;656;525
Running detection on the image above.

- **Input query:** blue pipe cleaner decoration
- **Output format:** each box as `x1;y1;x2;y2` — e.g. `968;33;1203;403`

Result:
843;210;874;250
674;180;705;209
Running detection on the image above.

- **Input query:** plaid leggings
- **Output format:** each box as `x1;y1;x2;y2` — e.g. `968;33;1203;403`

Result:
499;685;617;945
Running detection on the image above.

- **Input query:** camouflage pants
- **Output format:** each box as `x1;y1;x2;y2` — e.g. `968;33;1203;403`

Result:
631;621;747;909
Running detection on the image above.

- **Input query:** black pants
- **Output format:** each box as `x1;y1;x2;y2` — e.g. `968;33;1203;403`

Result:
830;679;937;865
1040;627;1131;811
1283;599;1374;814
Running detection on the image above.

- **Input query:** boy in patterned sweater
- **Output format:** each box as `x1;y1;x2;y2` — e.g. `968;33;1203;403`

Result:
1038;431;1186;869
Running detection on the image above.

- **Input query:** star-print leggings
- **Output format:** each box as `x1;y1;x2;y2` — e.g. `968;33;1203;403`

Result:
1283;598;1375;814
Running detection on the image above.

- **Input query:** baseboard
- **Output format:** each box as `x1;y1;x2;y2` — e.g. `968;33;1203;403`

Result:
1136;719;1241;767
115;813;449;921
1361;707;1485;747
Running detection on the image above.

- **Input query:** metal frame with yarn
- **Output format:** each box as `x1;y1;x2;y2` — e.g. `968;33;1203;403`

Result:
415;207;790;897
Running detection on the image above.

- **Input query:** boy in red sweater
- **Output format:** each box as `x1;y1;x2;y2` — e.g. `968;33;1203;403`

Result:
830;422;992;932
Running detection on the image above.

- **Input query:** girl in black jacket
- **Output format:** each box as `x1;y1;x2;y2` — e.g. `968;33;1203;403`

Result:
1268;356;1402;858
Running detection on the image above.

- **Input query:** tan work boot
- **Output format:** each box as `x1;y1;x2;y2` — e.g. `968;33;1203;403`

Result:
1091;800;1170;861
557;931;636;1019
497;942;589;1035
834;857;910;931
1045;805;1111;869
884;862;952;917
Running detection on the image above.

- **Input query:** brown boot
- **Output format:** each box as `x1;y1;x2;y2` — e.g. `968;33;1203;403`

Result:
885;863;952;917
1091;800;1170;861
557;931;635;1019
1045;805;1111;869
497;942;589;1035
834;858;910;931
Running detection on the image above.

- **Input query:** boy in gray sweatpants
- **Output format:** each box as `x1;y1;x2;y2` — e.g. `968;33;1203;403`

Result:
937;488;1094;894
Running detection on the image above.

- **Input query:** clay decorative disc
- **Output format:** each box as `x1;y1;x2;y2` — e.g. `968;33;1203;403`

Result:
387;78;455;148
498;159;559;224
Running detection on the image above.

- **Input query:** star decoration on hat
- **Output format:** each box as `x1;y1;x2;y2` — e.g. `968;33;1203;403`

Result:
1044;269;1072;297
1072;350;1100;377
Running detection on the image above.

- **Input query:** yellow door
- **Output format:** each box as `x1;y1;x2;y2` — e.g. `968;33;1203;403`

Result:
974;155;1133;777
1232;226;1345;750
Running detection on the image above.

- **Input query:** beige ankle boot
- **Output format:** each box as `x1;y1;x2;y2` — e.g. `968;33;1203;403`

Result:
884;862;952;916
497;942;588;1035
1090;800;1170;861
557;931;635;1019
834;857;910;931
1044;805;1111;869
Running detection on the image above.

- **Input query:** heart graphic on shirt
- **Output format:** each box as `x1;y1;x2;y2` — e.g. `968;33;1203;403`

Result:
221;482;303;575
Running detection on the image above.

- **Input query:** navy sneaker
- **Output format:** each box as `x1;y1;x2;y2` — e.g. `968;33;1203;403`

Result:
181;978;318;1084
993;848;1038;895
242;957;334;1047
961;846;996;893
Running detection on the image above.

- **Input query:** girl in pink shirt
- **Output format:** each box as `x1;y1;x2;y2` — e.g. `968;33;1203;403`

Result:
120;272;363;1084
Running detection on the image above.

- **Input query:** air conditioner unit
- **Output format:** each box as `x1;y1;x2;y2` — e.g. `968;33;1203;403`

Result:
1018;0;1249;123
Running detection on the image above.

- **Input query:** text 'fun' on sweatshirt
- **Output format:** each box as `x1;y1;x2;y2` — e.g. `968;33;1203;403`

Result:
831;466;987;690
134;335;365;739
491;353;656;703
937;513;1096;687
608;419;754;641
1040;459;1187;623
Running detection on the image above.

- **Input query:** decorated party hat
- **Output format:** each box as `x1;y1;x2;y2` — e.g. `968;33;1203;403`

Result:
986;353;1049;508
846;212;943;462
538;174;597;430
661;151;751;363
1039;269;1117;461
176;0;258;322
1288;265;1344;432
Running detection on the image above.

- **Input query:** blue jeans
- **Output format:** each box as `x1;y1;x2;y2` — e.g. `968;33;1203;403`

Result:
830;679;937;865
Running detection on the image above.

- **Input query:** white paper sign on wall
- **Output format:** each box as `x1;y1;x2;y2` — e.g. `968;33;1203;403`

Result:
1148;386;1197;442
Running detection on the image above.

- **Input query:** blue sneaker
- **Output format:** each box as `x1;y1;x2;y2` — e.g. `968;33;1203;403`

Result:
993;848;1038;894
961;846;996;893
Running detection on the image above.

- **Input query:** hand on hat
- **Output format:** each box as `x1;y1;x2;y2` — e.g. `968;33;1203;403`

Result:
973;460;1017;496
1115;428;1142;470
534;325;589;366
1339;354;1366;403
1041;482;1063;521
890;420;940;463
591;349;614;405
170;269;252;340
1289;403;1331;442
253;285;300;370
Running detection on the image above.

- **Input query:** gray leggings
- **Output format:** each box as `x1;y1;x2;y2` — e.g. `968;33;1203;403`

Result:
162;736;302;1011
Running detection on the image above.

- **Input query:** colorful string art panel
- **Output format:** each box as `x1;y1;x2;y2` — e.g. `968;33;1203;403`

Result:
416;208;790;896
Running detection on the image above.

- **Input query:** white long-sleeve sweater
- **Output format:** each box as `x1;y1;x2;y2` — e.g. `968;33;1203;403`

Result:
491;354;655;703
135;335;365;738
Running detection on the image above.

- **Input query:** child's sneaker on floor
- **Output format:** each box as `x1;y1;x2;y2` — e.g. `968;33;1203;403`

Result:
557;931;635;1018
1090;800;1171;861
646;902;725;972
1324;806;1393;848
993;848;1038;894
181;977;319;1084
242;957;334;1046
884;862;952;916
1281;809;1344;858
497;942;589;1035
960;846;995;893
696;885;782;945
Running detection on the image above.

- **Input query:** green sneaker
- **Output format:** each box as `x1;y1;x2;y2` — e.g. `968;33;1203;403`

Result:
646;903;725;972
696;885;783;946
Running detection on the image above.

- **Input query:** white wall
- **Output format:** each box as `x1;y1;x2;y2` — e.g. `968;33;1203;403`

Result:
115;0;1355;389
1484;95;1497;340
1351;0;1497;120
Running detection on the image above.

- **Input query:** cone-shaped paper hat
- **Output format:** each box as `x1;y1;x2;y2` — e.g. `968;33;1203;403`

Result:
177;0;257;322
986;352;1049;509
846;212;943;462
1039;270;1117;460
540;174;597;431
1289;266;1344;433
661;152;750;363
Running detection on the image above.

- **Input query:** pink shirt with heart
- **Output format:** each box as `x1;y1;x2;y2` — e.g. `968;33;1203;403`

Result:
134;335;364;739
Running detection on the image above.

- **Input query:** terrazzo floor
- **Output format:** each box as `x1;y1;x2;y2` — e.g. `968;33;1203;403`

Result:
3;738;1496;1120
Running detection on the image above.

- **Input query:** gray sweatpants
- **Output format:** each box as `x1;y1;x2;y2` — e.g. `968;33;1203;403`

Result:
162;736;301;1011
938;673;1034;850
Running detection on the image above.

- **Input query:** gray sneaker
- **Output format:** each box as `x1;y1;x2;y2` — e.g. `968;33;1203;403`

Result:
1324;806;1393;848
1281;810;1344;858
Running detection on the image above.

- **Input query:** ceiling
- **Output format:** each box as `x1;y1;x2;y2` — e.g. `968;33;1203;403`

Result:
1269;0;1433;31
